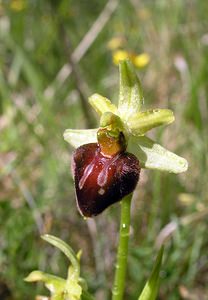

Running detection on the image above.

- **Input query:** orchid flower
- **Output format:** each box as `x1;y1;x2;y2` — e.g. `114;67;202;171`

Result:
64;60;188;217
25;235;89;300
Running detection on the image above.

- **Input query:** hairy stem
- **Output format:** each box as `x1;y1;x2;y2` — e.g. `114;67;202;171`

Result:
112;193;132;300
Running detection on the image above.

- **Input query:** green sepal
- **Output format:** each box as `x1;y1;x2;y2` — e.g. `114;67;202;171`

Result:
118;60;144;121
24;271;66;300
128;136;188;173
63;128;98;148
41;234;80;275
138;246;164;300
89;93;117;116
127;109;175;135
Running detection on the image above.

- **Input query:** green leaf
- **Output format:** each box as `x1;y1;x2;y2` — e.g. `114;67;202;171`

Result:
63;128;98;148
89;93;118;116
118;60;144;121
41;234;80;275
14;46;44;97
127;109;175;135
138;246;164;300
8;50;24;87
128;136;188;173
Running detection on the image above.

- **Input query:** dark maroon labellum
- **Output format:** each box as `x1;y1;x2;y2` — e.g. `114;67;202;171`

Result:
72;143;140;217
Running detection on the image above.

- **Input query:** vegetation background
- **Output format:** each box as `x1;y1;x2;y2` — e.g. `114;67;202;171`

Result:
0;0;208;299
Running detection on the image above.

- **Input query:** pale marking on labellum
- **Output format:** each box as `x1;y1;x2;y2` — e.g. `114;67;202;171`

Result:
97;154;120;187
79;155;97;190
98;188;105;195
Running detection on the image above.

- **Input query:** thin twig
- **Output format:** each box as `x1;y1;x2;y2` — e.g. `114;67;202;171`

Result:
86;219;105;277
156;207;208;248
59;24;95;128
12;170;43;234
44;0;120;99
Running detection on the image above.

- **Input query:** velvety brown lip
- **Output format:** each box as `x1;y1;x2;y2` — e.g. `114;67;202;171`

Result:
72;143;140;217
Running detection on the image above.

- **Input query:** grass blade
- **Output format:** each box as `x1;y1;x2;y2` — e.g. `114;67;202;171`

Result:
138;246;164;300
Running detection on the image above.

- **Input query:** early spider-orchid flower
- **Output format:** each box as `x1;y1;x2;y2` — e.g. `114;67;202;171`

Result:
25;235;85;300
64;60;188;217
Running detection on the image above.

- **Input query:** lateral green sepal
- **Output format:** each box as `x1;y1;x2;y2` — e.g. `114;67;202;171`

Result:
63;128;98;148
128;136;188;173
24;271;66;300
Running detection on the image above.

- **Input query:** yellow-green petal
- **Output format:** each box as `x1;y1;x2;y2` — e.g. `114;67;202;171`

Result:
89;93;117;116
118;60;144;121
127;109;175;135
63;128;98;148
128;136;188;173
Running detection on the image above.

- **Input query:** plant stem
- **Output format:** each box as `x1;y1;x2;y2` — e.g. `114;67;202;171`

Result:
112;193;132;300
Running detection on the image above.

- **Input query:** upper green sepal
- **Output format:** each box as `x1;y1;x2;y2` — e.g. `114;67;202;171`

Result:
118;60;144;121
127;109;175;135
41;234;80;274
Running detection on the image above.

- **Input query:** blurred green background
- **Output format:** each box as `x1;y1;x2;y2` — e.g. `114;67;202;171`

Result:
0;0;208;299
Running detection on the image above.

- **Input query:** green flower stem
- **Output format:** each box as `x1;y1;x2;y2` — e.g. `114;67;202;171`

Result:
112;193;132;300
